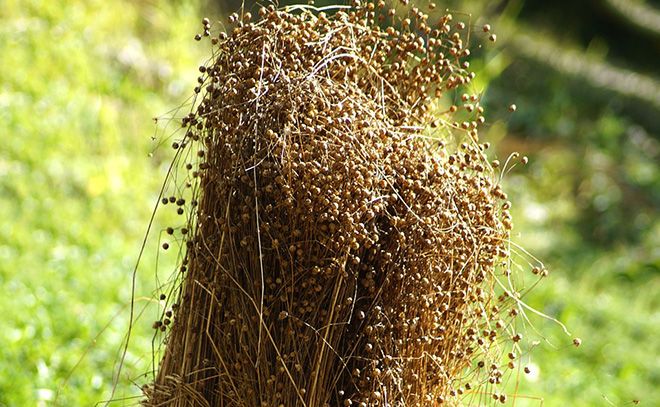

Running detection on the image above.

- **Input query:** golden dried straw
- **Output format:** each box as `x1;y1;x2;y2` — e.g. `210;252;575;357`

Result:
142;3;536;406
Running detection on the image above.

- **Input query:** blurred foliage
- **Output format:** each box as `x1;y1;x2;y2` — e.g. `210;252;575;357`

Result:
477;0;660;405
1;0;657;406
0;0;202;405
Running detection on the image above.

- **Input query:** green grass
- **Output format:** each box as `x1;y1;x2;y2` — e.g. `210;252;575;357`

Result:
498;149;659;406
1;0;657;406
0;0;202;404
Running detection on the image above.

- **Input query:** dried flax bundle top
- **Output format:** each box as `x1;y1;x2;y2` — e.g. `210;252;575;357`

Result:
144;3;532;406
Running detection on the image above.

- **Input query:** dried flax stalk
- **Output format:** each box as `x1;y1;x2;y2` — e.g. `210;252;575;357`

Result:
143;4;532;406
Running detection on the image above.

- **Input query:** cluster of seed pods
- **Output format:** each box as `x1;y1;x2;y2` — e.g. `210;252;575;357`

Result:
143;3;540;406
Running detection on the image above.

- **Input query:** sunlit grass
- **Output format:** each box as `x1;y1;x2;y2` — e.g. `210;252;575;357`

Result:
0;0;201;404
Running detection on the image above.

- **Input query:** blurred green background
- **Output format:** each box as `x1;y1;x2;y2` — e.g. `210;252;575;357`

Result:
1;0;657;405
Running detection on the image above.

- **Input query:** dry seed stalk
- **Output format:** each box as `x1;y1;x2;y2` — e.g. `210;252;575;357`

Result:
142;3;541;406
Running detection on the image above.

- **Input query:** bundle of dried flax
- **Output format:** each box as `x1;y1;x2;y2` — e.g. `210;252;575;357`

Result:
143;4;534;406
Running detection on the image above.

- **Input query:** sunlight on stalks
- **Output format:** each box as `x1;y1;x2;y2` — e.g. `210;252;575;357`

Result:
128;3;568;406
